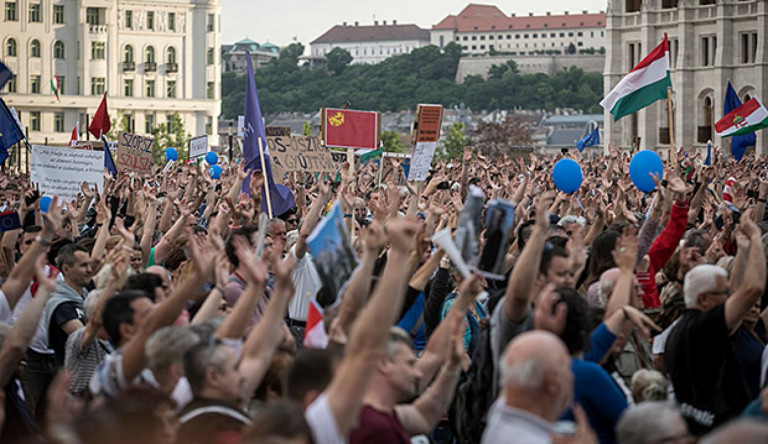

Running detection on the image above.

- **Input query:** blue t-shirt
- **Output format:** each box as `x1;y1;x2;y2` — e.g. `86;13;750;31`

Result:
561;358;628;444
398;291;426;350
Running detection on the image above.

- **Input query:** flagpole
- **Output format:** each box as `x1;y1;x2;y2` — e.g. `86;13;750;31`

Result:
667;87;675;164
257;137;273;219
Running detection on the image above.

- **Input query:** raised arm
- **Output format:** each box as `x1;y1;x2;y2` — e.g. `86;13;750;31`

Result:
295;182;331;260
140;193;158;265
325;217;417;436
153;205;191;265
504;191;556;322
215;240;267;340
724;211;766;330
604;233;638;319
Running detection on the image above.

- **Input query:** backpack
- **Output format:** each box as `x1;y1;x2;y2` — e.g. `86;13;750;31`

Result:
452;289;505;444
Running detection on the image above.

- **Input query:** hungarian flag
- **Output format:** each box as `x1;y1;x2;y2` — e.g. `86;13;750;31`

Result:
50;75;60;101
715;97;768;138
304;299;328;349
89;91;110;139
322;108;381;150
69;121;79;146
601;34;672;121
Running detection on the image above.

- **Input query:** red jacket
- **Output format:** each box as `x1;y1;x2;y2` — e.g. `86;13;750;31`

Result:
639;201;689;308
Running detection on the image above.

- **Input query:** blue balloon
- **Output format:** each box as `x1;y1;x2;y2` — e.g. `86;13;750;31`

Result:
205;151;219;165
629;151;664;192
552;158;583;194
165;147;178;161
209;164;223;180
39;195;52;213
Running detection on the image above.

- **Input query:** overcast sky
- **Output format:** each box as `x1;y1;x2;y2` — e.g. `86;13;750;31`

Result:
221;0;608;49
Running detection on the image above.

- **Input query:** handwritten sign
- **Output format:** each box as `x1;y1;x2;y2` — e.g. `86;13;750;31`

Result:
412;104;443;144
117;131;154;174
30;145;104;201
266;135;338;179
408;142;437;181
189;135;208;159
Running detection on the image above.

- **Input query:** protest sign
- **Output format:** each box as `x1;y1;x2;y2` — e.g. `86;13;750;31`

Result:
117;131;154;174
408;142;437;181
189;135;208;159
266;126;291;137
30;145;104;201
412;104;443;143
72;141;104;151
266;135;338;179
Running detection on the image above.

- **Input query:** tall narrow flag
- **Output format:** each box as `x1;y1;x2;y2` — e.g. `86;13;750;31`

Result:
69;121;79;146
722;81;756;161
576;123;600;152
0;61;12;91
101;136;118;176
304;299;328;349
242;50;294;216
601;34;672;121
0;99;24;164
89;91;111;139
50;75;61;101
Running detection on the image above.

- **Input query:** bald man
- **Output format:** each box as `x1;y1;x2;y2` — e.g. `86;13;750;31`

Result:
481;331;573;444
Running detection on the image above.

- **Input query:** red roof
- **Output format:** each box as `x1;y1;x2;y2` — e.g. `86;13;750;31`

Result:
433;4;605;32
311;24;430;45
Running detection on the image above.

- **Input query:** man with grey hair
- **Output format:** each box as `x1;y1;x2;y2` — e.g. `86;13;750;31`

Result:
616;402;690;444
665;213;766;436
699;420;768;444
145;326;200;410
482;330;574;444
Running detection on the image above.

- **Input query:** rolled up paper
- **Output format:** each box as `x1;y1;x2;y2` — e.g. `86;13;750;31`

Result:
432;228;471;279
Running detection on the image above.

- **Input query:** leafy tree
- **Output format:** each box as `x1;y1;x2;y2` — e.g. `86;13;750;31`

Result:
472;118;532;157
150;113;190;163
326;47;353;75
441;121;470;159
302;121;312;136
279;43;305;64
488;60;518;80
381;130;407;153
566;42;576;54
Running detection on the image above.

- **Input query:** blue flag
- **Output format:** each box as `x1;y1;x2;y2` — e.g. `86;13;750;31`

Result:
0;61;12;91
576;124;600;153
242;49;294;217
101;136;118;176
704;141;712;166
0;98;24;165
724;81;755;162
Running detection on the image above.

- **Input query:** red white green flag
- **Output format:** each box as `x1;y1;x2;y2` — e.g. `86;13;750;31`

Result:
601;34;672;121
715;97;768;138
50;75;60;101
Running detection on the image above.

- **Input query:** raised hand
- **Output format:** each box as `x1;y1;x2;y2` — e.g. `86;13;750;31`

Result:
233;236;267;285
42;196;64;237
186;228;215;280
385;217;419;253
535;191;556;231
362;220;386;254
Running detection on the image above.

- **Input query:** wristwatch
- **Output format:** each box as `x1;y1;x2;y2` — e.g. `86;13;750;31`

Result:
35;235;52;247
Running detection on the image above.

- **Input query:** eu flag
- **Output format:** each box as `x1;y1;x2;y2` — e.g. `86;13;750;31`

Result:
724;81;755;161
576;124;600;153
0;98;24;164
242;50;294;217
101;136;118;176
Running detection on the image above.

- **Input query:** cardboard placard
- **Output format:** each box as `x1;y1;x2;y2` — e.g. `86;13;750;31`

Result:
266;135;338;179
189;135;208;159
412;104;443;144
117;131;154;174
30;145;104;201
266;126;291;137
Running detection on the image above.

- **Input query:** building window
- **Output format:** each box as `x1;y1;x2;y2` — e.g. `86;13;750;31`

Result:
4;75;15;92
5;38;16;56
206;82;214;99
577;32;583;37
145;46;155;63
471;45;476;50
168;12;175;31
86;7;99;25
741;32;758;64
53;40;65;59
670;38;679;68
559;32;565;37
91;42;105;59
5;1;17;21
701;35;716;66
124;44;133;62
53;4;64;24
506;34;511;39
166;80;176;98
54;113;65;132
626;0;642;13
165;114;174;132
145;114;154;133
480;45;485;50
698;96;713;143
145;80;155;97
30;111;40;131
662;0;678;8
124;79;133;97
207;13;214;32
524;34;528;38
30;75;40;93
166;46;176;65
30;39;40;57
28;2;40;22
91;77;105;95
207;48;214;65
147;11;154;29
699;0;715;5
57;76;65;95
515;35;520;39
463;36;468;41
532;34;537;38
471;36;476;41
489;35;494;40
125;10;132;28
462;45;467;50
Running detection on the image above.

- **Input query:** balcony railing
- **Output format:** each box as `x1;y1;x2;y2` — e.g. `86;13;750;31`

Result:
144;62;157;72
89;24;108;33
165;62;178;73
122;61;135;71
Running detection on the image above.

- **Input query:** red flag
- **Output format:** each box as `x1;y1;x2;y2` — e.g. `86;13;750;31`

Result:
69;121;79;146
322;108;380;150
89;92;110;139
304;299;328;348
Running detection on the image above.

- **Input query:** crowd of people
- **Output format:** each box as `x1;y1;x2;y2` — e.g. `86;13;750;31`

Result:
1;144;768;444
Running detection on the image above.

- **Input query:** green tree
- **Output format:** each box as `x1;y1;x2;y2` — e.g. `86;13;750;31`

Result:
279;42;305;64
302;121;313;136
488;60;518;80
150;113;191;163
326;47;353;75
566;42;576;54
441;121;470;159
381;130;407;153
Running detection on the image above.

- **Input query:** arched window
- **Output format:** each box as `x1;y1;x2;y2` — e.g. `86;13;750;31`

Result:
145;46;155;64
5;38;16;57
53;41;65;59
30;39;41;57
166;46;176;64
124;45;134;62
698;96;714;143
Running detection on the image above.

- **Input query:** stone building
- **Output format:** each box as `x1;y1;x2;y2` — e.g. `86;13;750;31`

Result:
310;21;430;65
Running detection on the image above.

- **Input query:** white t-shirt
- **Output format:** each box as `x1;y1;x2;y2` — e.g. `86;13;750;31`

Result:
288;247;323;322
4;266;62;354
305;393;346;444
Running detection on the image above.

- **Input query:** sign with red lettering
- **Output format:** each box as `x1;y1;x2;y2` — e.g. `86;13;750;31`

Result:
117;131;154;174
412;104;443;144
